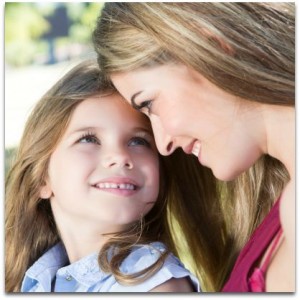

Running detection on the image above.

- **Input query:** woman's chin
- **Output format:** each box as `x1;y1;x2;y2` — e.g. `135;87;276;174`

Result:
212;167;242;182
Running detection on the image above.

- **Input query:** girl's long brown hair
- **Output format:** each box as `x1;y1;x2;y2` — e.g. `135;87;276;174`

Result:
5;60;111;292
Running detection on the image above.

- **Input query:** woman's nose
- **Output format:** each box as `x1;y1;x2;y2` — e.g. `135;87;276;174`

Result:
156;134;175;156
152;121;176;156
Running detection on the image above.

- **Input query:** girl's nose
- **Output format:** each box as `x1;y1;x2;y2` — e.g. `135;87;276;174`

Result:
102;148;133;170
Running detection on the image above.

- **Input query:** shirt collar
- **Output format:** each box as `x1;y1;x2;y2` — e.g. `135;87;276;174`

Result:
23;243;110;289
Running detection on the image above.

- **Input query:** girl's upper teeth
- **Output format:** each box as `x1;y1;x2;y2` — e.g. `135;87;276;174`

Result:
97;183;135;190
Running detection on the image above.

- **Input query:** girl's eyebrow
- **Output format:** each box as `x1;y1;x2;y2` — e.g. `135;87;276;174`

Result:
67;126;153;136
131;91;143;109
133;127;153;135
68;127;99;135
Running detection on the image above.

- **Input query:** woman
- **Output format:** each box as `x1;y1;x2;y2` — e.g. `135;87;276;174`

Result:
92;2;295;292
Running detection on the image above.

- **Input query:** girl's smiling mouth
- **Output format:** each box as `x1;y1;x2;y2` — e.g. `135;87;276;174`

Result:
92;176;140;196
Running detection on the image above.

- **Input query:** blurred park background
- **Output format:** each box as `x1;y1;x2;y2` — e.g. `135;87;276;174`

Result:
5;2;104;175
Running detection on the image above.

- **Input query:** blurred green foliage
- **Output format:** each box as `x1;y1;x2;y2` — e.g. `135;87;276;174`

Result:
5;3;49;66
67;2;104;43
5;147;17;178
5;2;104;67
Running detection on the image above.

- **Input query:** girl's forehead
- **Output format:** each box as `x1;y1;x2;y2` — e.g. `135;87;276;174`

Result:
67;94;153;132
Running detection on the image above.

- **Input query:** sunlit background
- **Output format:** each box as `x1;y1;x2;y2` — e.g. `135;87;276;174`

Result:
5;2;104;174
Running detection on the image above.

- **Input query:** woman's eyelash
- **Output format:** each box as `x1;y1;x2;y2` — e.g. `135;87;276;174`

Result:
136;100;153;113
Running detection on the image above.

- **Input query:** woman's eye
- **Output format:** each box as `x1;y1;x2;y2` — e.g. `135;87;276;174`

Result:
78;134;100;145
129;137;151;147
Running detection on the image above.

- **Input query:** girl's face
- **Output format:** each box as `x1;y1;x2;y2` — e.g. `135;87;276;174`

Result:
112;64;265;181
42;94;160;233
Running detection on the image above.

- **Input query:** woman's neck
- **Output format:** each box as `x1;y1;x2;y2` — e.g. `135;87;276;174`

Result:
262;104;295;178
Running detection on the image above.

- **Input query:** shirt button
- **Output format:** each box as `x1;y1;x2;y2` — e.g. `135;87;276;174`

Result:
65;274;73;281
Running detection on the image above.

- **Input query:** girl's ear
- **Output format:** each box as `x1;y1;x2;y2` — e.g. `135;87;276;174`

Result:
39;181;53;199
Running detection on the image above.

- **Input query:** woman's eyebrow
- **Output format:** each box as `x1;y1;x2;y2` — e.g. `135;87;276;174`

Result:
131;91;143;109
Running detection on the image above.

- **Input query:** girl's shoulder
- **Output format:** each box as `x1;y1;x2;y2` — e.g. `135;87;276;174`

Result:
110;242;200;292
120;242;171;273
120;242;185;273
22;242;200;292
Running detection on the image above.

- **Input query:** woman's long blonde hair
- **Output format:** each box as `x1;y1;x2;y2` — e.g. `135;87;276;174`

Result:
93;2;293;290
5;60;226;292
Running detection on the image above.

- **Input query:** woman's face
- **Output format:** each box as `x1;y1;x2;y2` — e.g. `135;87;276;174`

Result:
112;64;265;181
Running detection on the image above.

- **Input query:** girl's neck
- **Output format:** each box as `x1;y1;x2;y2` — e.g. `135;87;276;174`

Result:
55;217;125;263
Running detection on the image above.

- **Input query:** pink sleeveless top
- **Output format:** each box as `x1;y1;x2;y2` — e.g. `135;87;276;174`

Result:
222;198;282;292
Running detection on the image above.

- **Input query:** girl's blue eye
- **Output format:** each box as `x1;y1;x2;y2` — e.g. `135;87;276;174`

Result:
78;134;100;145
129;137;151;147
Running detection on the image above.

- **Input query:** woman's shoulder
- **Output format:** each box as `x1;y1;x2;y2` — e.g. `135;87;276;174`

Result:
279;179;295;248
266;180;295;291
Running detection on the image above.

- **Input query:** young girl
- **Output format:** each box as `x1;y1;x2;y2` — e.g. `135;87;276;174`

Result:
93;2;295;292
5;60;226;292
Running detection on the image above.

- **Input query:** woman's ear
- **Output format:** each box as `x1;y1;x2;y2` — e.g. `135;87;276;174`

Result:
39;181;53;199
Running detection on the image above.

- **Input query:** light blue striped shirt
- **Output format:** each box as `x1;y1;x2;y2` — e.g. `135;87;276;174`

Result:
21;242;200;292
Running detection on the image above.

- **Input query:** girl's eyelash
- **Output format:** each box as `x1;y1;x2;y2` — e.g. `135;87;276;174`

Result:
77;131;100;144
131;132;153;147
75;131;153;147
129;136;151;147
79;131;96;139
